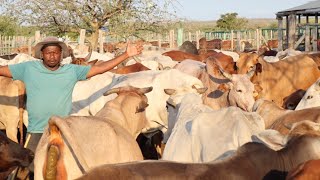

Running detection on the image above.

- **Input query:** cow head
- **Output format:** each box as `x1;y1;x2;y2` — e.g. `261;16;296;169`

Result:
102;86;153;137
164;85;207;108
69;44;96;66
0;131;34;178
236;52;260;74
217;66;257;112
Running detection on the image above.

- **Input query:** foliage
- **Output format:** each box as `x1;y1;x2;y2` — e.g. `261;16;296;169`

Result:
2;0;178;49
216;13;248;31
0;16;18;36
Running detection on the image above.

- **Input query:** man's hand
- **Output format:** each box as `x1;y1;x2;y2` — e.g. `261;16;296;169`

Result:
126;41;144;57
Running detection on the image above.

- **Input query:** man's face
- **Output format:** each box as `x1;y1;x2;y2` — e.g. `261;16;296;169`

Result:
41;45;62;68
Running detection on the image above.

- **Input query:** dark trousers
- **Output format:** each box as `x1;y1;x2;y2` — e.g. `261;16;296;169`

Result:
25;133;43;172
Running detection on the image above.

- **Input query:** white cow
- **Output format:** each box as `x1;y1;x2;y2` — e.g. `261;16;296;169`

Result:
295;78;320;110
125;50;178;70
71;69;205;133
162;93;265;163
0;53;36;65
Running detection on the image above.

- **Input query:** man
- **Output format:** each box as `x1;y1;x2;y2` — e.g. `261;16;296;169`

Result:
0;36;143;153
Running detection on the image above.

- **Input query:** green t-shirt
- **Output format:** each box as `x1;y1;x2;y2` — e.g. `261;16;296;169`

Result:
9;61;90;133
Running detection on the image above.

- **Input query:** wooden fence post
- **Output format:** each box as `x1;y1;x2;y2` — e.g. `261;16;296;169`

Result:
236;31;241;52
79;29;86;53
28;38;32;56
157;34;161;48
255;29;260;49
169;29;175;48
305;25;310;51
79;29;86;45
230;30;234;51
35;31;41;44
312;27;317;52
98;30;104;54
196;30;200;49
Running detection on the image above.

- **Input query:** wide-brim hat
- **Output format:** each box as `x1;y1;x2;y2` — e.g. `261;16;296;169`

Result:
34;36;69;59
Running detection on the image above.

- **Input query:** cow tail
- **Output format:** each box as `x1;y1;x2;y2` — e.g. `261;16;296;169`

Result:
17;80;26;145
43;122;67;180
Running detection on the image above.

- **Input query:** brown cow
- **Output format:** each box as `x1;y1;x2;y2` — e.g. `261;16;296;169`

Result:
286;159;320;180
237;52;320;107
0;131;34;179
110;62;151;74
162;50;207;62
76;121;320;180
179;40;198;55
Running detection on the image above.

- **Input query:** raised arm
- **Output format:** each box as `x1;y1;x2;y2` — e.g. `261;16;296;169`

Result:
0;66;13;78
86;42;143;78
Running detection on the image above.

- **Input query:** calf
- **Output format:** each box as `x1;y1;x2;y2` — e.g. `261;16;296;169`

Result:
0;131;34;179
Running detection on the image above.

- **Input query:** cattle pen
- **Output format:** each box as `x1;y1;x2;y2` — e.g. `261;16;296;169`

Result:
0;26;319;56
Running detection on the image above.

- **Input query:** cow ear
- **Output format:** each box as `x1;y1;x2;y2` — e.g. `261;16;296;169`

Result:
136;101;149;113
88;59;98;66
256;63;262;73
217;82;232;92
251;129;286;151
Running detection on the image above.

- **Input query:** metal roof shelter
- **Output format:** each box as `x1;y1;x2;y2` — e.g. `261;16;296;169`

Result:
276;0;320;51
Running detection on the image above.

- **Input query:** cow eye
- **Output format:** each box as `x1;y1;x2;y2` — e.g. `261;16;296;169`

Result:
236;89;242;93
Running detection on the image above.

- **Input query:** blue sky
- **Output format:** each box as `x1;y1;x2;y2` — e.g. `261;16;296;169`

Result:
175;0;310;20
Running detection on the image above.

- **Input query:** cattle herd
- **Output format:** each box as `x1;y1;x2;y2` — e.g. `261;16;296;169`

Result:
2;37;320;180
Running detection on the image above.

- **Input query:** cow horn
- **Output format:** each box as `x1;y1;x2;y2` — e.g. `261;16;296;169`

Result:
132;56;142;63
69;46;76;62
192;85;207;94
164;89;176;95
247;65;256;78
84;43;92;62
158;62;164;70
219;66;233;80
103;87;121;96
138;86;153;94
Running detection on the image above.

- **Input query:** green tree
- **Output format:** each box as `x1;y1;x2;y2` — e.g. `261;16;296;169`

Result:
216;13;248;31
0;16;18;36
3;0;178;49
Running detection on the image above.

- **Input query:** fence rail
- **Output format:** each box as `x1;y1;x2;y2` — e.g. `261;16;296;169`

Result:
0;27;318;56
